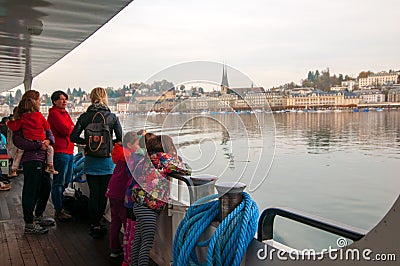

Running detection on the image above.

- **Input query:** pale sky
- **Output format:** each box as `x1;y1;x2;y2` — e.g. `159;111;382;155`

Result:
12;0;400;94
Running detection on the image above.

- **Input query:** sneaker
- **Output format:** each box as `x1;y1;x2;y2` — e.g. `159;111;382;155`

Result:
0;179;10;184
45;165;58;175
55;210;72;222
8;169;18;178
0;181;11;191
24;223;49;234
110;248;123;258
34;215;56;227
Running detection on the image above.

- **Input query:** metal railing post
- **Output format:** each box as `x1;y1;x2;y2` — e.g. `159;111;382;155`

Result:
190;174;218;203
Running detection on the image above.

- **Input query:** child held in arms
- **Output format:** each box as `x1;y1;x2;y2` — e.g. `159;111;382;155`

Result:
7;99;58;176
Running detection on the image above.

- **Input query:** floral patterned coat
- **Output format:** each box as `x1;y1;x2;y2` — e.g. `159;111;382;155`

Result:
131;152;191;212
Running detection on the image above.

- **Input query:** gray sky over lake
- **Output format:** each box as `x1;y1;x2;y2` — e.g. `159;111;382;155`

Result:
12;0;400;94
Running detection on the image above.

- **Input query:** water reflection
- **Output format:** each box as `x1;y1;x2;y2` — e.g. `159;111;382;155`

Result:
273;111;400;156
121;110;400;249
221;128;235;169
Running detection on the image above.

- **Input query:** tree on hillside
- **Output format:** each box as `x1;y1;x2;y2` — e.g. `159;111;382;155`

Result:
316;69;332;91
358;71;374;79
15;89;22;102
105;87;122;98
307;71;315;82
344;75;356;81
302;79;314;88
151;80;175;92
303;68;343;91
284;82;300;90
9;92;14;107
315;70;320;80
338;74;344;83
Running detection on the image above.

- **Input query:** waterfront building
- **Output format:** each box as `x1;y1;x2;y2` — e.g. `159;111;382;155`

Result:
353;89;386;103
135;100;155;112
284;90;359;109
265;93;285;109
39;105;50;115
387;87;400;102
341;80;357;91
132;87;176;112
70;105;86;114
358;71;400;87
288;87;314;95
134;88;175;102
218;93;238;109
244;92;268;109
234;98;248;110
342;92;359;106
330;85;348;92
187;95;220;111
117;102;130;112
154;98;177;112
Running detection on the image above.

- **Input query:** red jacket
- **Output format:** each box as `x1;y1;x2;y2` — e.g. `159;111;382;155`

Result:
7;112;49;141
111;143;133;164
47;107;75;154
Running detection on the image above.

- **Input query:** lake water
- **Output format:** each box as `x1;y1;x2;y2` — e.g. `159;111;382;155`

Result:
118;110;400;250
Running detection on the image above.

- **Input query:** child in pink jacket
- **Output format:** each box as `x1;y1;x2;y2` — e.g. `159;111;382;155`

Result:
105;131;138;258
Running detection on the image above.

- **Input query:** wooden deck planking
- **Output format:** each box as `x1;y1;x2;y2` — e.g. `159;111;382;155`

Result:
46;226;78;265
4;221;26;266
0;223;11;265
0;195;10;219
0;174;124;266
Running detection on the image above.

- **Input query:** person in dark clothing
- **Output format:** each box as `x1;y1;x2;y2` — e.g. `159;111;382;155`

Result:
12;90;56;234
70;87;123;238
0;116;9;139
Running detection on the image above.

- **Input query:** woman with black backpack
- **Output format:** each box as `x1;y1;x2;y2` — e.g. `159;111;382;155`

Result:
70;87;122;238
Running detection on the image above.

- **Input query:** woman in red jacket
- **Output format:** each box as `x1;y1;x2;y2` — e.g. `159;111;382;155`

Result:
47;90;75;221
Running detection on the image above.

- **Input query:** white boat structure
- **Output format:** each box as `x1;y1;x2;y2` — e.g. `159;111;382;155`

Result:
0;1;398;265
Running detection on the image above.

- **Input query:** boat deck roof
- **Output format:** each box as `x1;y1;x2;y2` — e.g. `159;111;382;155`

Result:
0;174;123;266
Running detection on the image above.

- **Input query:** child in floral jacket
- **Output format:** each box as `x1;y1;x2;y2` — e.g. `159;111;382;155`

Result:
130;134;191;266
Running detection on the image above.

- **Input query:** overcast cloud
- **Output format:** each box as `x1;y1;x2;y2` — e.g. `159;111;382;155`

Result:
14;0;400;94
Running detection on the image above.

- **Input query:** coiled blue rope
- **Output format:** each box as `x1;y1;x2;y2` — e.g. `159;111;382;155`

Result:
173;192;259;266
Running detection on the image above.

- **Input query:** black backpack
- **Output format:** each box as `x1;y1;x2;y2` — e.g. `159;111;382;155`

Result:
84;112;112;158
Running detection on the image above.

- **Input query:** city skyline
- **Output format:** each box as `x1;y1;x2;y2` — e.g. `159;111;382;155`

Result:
9;0;400;95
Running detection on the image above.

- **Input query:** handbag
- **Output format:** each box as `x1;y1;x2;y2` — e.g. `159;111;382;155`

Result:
62;184;89;218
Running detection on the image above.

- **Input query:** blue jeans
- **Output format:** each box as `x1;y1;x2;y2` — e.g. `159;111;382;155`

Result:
51;153;74;213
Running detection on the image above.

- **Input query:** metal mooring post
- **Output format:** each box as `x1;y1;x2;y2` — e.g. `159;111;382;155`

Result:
195;182;247;264
215;182;246;222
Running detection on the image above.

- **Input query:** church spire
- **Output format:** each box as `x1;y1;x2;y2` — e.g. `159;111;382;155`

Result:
221;63;229;88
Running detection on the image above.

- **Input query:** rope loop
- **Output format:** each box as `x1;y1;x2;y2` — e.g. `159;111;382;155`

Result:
173;192;259;266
